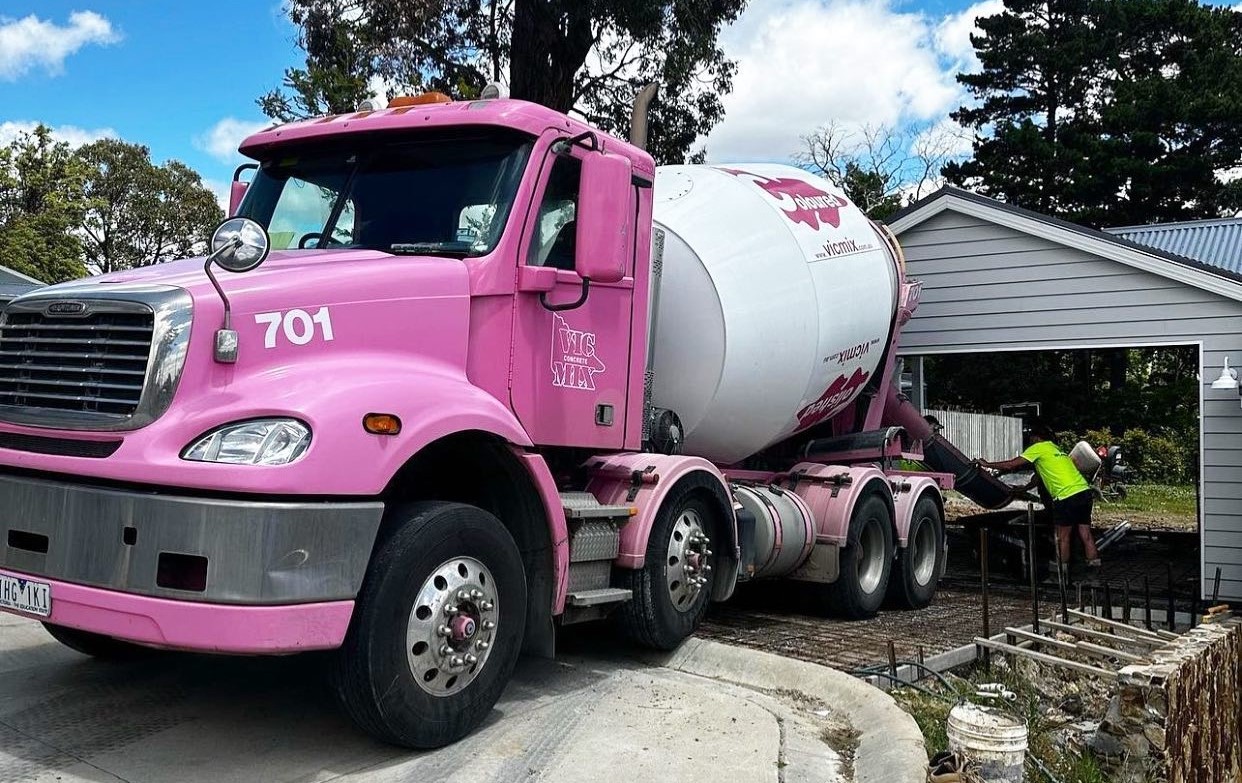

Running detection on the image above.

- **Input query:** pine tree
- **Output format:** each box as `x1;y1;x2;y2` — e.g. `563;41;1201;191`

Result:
945;0;1242;226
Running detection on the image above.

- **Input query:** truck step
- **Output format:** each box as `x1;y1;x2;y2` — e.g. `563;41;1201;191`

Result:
566;588;633;607
559;491;635;521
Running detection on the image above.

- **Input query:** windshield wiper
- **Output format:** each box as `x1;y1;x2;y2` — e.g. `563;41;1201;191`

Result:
389;242;472;258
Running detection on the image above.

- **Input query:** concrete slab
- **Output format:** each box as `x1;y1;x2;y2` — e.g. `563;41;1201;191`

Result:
0;617;874;783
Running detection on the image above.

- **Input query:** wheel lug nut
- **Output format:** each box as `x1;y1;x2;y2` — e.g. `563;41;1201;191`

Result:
705;549;713;556
471;589;483;599
450;655;464;667
483;620;496;630
465;653;478;665
477;640;490;650
480;600;494;611
457;590;469;601
444;604;456;616
440;644;452;656
437;625;451;637
704;565;712;573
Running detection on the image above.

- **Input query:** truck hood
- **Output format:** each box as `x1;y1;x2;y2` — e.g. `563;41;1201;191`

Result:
71;248;449;301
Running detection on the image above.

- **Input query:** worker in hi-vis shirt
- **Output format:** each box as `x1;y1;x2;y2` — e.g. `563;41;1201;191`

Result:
975;420;1100;578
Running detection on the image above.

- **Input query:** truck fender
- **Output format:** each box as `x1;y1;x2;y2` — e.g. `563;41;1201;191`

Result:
584;454;735;578
890;476;943;547
512;450;572;619
784;463;896;546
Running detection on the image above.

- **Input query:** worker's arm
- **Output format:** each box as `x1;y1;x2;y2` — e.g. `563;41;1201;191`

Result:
976;456;1032;472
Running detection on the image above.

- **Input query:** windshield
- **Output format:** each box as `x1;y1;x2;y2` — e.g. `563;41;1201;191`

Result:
239;130;533;257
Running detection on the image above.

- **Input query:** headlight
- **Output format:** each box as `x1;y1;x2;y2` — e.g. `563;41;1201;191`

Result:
182;419;311;465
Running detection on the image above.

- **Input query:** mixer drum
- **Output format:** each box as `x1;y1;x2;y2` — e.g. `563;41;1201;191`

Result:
649;164;900;465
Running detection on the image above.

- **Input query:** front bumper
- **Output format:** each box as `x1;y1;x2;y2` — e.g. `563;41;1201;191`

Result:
0;471;384;605
0;571;355;653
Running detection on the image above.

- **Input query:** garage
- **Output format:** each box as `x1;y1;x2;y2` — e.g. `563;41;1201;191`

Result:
890;186;1242;603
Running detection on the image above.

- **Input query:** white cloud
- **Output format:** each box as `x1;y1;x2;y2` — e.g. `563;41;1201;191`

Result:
0;11;119;81
704;0;962;162
195;118;270;163
0;120;117;148
934;0;1003;72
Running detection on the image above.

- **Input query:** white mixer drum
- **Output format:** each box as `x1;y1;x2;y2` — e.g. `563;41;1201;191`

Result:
650;164;899;464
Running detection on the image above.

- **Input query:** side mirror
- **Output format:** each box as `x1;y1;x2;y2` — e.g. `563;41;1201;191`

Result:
210;217;271;273
228;181;248;217
229;163;258;217
575;152;632;284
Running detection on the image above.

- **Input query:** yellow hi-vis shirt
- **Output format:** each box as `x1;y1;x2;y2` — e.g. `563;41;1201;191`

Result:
1020;441;1091;501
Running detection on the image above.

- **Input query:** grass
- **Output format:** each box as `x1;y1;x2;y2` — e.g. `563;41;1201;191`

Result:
1105;483;1196;517
889;664;1111;783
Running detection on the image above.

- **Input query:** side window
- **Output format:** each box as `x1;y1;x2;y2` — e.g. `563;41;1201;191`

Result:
527;156;581;271
267;178;354;250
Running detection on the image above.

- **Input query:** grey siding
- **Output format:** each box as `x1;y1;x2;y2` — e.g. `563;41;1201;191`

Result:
896;209;1242;602
0;264;40;286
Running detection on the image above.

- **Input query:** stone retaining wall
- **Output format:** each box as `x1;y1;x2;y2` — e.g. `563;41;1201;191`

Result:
1094;619;1240;782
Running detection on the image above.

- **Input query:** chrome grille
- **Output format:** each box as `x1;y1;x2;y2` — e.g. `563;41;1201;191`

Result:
0;309;154;416
0;285;192;431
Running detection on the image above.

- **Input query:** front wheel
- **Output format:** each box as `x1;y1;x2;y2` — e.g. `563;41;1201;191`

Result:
618;478;720;650
332;501;526;749
818;493;894;619
887;495;944;609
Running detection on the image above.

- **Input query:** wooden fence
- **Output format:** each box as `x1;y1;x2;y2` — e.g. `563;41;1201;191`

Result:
924;408;1023;461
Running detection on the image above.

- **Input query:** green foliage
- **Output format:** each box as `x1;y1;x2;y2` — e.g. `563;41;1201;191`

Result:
928;346;1199;482
945;0;1242;227
262;0;747;164
78;139;223;274
0;128;221;283
0;126;89;283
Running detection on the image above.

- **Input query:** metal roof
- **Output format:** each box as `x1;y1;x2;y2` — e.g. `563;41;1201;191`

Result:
1107;217;1242;275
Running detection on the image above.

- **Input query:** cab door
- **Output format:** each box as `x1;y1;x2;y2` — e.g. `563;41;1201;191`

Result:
509;143;637;449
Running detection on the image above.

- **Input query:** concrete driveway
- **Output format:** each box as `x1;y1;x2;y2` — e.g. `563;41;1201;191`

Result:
0;613;901;783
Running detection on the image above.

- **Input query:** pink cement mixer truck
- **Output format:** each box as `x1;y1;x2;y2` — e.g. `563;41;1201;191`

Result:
0;92;1005;748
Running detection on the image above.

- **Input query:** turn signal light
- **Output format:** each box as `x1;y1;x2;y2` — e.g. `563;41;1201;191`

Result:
388;92;453;108
364;413;402;435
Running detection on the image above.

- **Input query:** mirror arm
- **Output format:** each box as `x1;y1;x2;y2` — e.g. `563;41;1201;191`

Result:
539;278;590;312
552;131;599;157
203;237;241;329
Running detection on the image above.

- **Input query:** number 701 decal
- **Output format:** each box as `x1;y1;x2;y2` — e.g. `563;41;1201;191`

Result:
255;307;335;348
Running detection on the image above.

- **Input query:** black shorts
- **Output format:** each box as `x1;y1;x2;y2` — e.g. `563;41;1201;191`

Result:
1051;489;1093;527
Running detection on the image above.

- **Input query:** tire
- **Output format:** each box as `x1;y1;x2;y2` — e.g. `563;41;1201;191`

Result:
618;479;719;650
331;501;526;749
888;495;945;610
43;624;154;660
819;493;894;620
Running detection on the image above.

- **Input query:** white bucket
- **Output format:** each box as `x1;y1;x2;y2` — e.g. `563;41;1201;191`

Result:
947;703;1028;783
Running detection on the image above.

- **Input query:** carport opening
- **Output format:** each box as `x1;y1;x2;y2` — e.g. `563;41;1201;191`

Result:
910;344;1202;611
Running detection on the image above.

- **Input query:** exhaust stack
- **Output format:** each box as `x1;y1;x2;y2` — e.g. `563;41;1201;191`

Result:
629;83;659;151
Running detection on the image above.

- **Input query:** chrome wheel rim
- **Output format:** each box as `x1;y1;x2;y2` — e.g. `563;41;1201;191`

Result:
665;508;712;613
406;556;498;697
911;517;938;586
857;517;886;594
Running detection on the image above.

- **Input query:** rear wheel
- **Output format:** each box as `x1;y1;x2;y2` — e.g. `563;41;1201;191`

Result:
819;493;893;619
332;501;526;749
888;495;944;609
43;624;154;660
618;479;719;650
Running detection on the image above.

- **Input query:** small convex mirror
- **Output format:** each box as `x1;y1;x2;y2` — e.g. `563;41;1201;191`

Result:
210;217;271;273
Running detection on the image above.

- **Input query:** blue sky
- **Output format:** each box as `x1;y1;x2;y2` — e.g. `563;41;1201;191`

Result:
2;0;1238;206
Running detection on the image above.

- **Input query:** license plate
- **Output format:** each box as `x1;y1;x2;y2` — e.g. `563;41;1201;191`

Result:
0;571;51;617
